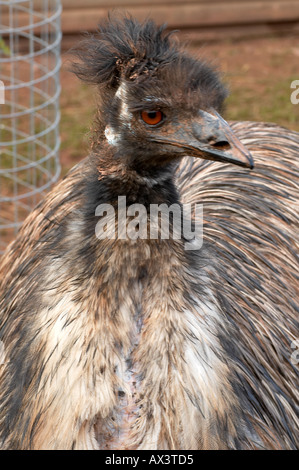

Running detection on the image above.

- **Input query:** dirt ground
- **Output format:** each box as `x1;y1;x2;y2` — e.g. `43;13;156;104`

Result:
59;33;299;174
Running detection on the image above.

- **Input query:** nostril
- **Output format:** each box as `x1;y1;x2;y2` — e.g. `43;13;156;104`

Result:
212;140;230;151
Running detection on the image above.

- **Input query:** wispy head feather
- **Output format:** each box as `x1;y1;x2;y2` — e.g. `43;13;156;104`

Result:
72;15;178;89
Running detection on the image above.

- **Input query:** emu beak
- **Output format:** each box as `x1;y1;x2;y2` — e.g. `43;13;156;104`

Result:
191;110;254;169
156;109;254;169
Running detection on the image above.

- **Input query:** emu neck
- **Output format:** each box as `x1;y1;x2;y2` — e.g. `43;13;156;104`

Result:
95;143;181;207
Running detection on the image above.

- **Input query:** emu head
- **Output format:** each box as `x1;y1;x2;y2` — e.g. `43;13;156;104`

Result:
72;16;253;173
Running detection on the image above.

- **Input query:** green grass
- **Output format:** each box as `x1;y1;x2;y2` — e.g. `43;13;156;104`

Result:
59;82;95;175
226;76;299;131
60;108;93;157
0;37;11;56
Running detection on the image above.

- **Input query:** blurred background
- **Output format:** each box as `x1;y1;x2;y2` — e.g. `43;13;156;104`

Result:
58;0;299;175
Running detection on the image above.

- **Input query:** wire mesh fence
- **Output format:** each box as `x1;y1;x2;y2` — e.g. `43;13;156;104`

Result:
0;0;62;253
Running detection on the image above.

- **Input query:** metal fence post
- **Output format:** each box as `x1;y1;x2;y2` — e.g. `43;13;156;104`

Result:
0;0;62;253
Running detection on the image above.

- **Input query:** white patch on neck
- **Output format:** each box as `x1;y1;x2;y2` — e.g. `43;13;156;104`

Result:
105;82;134;147
116;82;133;122
115;81;126;100
105;125;120;146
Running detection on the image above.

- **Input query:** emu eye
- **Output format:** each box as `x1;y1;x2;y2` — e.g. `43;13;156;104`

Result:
141;110;164;126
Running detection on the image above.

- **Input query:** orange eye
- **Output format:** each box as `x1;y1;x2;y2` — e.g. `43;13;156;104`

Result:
141;110;164;126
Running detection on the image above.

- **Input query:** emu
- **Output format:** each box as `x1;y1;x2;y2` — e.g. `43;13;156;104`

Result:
0;17;298;450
